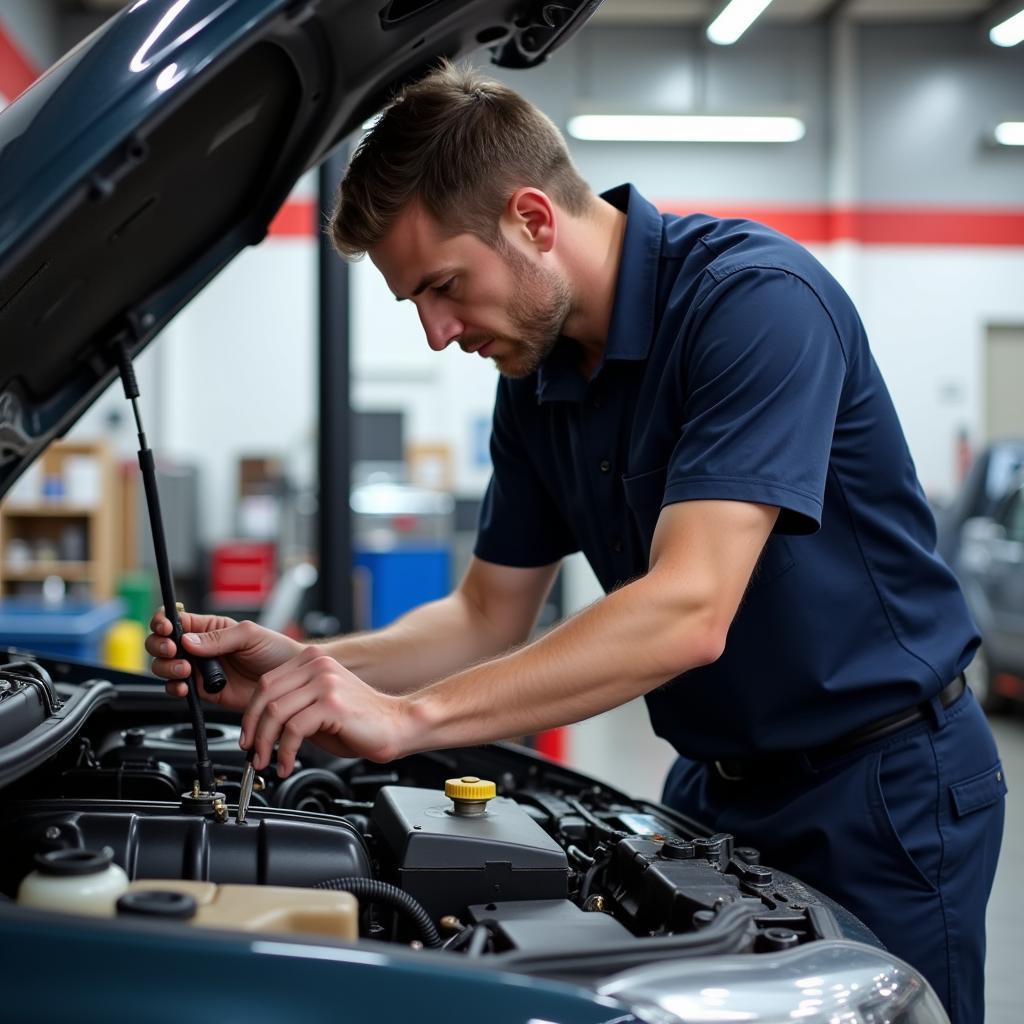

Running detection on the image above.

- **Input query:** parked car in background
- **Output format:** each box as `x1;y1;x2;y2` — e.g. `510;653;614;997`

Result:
939;440;1024;712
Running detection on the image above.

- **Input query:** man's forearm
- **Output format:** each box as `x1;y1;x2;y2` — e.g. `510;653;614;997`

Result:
316;591;519;695
399;570;725;754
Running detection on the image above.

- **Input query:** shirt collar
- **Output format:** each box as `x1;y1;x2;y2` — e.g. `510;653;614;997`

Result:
536;183;663;403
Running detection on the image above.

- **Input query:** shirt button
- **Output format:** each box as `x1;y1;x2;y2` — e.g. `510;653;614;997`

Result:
591;396;603;410
599;459;611;473
612;537;624;553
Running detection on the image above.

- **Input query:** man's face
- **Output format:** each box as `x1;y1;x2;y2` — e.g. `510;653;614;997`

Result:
369;202;571;379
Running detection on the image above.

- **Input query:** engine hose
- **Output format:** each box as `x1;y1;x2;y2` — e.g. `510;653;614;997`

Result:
580;849;612;903
564;796;621;839
313;877;441;948
442;924;474;951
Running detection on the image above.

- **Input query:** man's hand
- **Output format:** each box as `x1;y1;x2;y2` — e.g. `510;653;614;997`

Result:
239;645;408;775
146;610;303;711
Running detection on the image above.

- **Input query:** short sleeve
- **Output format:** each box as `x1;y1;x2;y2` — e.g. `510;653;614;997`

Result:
665;267;848;534
474;381;579;567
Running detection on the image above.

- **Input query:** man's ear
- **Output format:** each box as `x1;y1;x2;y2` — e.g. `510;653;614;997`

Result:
504;188;556;253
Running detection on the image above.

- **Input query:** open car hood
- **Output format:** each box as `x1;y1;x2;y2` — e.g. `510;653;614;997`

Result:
0;0;602;497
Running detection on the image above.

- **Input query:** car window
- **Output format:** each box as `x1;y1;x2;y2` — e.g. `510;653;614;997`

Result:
998;486;1024;542
985;446;1024;505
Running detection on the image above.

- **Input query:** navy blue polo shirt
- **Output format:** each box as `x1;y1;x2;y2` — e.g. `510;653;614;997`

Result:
474;184;979;760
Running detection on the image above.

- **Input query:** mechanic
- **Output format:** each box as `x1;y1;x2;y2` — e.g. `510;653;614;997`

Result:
149;61;1003;1022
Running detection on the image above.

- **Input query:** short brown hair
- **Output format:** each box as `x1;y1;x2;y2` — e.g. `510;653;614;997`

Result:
329;60;591;259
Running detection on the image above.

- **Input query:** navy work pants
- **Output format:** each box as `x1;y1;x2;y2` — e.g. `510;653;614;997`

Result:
662;686;1006;1023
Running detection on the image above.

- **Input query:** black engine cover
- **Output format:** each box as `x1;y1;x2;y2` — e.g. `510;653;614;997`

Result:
1;800;371;897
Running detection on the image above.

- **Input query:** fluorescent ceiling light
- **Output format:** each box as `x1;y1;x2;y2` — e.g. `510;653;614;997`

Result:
995;121;1024;145
567;114;805;144
707;0;775;46
990;8;1024;47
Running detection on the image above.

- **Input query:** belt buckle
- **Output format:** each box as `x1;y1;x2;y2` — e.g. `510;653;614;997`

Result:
713;759;746;782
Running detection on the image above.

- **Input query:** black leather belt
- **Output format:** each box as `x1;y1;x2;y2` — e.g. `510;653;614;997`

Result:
712;674;967;783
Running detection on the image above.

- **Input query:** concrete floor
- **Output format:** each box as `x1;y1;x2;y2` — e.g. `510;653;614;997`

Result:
566;701;1024;1021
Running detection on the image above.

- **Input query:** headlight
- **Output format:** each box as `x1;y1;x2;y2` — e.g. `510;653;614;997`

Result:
597;940;949;1023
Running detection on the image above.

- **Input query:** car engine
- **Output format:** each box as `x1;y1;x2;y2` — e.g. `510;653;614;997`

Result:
0;653;874;984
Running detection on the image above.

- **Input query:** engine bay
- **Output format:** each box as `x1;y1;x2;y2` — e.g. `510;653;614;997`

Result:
0;654;873;984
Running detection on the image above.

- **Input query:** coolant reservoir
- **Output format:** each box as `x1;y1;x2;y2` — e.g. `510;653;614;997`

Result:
17;848;129;916
119;880;359;941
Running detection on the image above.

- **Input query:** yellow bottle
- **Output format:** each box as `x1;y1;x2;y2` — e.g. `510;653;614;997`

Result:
103;618;146;671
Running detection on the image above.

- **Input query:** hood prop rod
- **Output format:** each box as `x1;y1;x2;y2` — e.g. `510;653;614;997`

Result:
114;339;227;795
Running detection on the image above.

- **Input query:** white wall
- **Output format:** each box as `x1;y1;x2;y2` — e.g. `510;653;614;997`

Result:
72;220;318;546
350;258;498;496
859;248;1024;496
160;239;319;542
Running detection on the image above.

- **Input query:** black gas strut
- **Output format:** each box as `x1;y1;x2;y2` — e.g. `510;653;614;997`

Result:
114;341;227;794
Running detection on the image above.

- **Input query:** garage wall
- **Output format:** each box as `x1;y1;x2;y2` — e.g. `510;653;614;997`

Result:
0;5;57;77
349;20;1024;505
848;24;1024;496
498;22;832;202
71;173;321;544
857;24;1024;205
52;17;1024;542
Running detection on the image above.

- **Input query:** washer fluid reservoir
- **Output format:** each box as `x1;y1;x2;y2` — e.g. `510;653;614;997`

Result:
17;848;129;916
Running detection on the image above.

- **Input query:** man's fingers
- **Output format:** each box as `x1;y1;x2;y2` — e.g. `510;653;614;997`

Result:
238;648;320;748
240;663;312;753
150;656;192;681
144;632;177;659
274;705;328;778
149;608;173;636
250;685;320;772
254;643;319;691
180;621;248;659
164;680;189;698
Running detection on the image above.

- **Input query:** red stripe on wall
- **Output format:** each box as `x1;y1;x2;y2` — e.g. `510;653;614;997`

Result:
268;198;1024;246
661;205;836;243
268;199;317;237
658;202;1024;246
0;19;40;102
843;208;1024;246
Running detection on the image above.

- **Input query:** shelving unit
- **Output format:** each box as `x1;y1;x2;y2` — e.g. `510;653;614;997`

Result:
0;440;117;600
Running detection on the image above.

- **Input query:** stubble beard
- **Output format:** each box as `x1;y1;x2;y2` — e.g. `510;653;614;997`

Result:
489;240;573;379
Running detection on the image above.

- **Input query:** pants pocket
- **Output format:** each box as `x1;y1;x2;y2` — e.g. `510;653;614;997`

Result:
869;747;940;894
949;761;1007;818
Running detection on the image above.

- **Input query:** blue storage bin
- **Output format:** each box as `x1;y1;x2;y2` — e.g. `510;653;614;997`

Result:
354;548;451;629
0;599;125;661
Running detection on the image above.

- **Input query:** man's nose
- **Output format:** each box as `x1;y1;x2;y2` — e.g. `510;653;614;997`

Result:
419;306;463;352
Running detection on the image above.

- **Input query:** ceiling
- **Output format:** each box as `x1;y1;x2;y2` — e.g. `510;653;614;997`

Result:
63;0;1006;19
592;0;1002;24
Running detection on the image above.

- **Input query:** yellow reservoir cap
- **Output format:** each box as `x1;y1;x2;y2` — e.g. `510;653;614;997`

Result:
444;776;496;801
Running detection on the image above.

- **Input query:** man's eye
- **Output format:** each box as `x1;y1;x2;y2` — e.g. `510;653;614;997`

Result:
433;278;455;295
